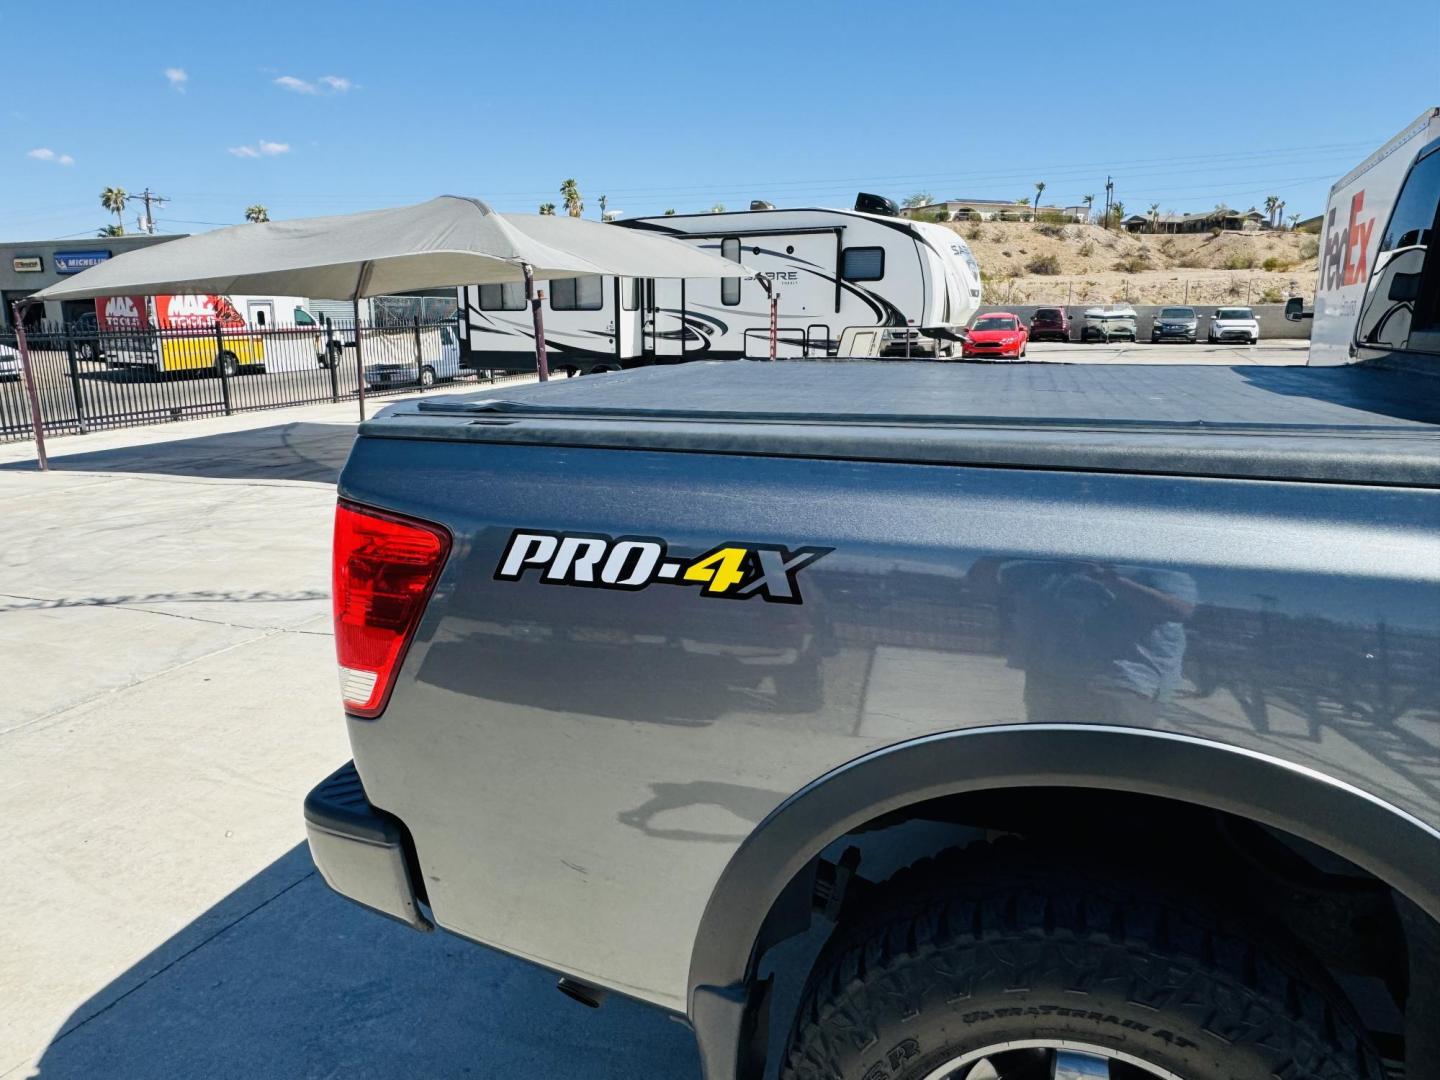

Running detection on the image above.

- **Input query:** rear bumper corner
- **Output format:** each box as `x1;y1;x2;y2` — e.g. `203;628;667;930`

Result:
304;761;432;932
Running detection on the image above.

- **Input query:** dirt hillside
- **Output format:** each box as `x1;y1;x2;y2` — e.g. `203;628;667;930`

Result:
946;220;1320;307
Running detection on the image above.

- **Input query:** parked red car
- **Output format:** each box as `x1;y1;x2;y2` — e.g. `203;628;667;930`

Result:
963;312;1029;359
1028;306;1071;342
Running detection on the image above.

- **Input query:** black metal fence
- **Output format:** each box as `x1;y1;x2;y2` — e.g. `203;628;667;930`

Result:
0;316;531;444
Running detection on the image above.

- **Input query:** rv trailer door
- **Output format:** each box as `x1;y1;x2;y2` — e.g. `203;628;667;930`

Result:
651;277;687;358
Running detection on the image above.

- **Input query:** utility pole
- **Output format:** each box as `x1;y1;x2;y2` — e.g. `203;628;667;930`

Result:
598;194;607;221
131;188;169;234
1104;176;1114;230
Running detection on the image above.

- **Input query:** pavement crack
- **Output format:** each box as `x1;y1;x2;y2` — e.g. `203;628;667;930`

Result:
1;628;282;739
0;590;331;636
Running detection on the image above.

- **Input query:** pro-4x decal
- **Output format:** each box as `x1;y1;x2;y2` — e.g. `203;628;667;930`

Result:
494;530;830;605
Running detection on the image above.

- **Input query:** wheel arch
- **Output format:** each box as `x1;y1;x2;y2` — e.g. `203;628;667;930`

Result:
687;723;1440;1080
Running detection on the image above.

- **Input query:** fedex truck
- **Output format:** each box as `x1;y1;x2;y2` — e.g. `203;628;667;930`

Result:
1297;107;1440;368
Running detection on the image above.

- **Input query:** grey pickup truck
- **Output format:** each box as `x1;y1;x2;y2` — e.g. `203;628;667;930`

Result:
307;125;1440;1080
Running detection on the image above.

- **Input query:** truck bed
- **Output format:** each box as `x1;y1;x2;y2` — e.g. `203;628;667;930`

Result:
367;361;1440;486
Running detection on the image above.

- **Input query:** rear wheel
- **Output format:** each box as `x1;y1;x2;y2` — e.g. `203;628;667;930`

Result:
419;365;436;388
781;844;1379;1080
215;352;240;377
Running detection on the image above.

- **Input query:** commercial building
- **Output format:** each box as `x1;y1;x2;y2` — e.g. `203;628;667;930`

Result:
0;234;184;330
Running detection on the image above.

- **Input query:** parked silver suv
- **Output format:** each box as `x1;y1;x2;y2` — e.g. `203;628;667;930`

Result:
1151;306;1199;343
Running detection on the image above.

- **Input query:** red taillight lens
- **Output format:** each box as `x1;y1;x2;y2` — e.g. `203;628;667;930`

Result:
332;500;451;717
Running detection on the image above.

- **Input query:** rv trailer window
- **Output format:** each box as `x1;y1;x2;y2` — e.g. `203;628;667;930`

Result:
721;238;741;306
552;275;604;311
842;246;885;281
479;282;526;311
1357;145;1440;352
621;278;639;311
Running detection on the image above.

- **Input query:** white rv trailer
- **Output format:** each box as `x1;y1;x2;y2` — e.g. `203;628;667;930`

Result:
458;196;983;372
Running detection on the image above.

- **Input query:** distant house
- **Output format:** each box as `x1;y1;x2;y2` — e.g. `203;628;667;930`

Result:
1122;207;1267;234
900;198;1086;223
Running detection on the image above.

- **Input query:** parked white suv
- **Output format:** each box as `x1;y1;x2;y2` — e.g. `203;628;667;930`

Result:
1209;306;1260;344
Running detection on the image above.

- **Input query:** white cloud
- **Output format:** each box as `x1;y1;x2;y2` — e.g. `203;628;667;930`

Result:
275;73;354;95
228;140;290;158
274;75;318;94
164;67;188;91
27;147;75;165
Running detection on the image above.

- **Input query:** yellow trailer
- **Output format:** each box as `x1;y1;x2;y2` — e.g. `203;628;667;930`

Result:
155;331;266;375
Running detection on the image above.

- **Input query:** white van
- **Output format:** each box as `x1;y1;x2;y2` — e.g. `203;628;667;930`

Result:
1296;108;1440;367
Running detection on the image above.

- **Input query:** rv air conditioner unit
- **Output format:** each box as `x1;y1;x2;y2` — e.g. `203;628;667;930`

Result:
854;192;900;217
750;200;775;210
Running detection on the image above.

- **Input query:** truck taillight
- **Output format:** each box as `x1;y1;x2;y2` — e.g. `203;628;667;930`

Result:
332;500;450;718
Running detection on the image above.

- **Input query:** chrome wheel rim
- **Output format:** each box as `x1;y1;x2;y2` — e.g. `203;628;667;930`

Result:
919;1041;1186;1080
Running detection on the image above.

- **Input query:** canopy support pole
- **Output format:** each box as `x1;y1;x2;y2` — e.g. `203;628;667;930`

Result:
523;262;549;382
11;300;48;471
353;261;374;422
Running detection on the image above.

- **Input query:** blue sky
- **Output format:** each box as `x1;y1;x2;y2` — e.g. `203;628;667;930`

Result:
3;0;1437;239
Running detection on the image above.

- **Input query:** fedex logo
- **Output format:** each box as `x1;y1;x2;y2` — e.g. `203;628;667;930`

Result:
1321;190;1376;292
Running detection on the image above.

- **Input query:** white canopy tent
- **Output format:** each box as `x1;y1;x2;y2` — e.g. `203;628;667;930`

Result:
28;195;757;394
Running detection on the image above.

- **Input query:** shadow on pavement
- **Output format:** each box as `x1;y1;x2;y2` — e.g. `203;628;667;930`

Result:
0;422;356;484
29;845;700;1080
1232;364;1440;425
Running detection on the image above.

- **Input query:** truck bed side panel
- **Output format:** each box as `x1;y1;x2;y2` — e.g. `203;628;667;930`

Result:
340;436;1440;1011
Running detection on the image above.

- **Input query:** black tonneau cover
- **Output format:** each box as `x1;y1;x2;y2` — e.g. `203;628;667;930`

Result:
365;361;1440;486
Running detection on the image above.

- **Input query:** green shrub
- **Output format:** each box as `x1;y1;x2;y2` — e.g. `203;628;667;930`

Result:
1113;252;1152;273
1176;254;1206;268
1026;253;1063;275
1300;236;1319;260
1258;287;1285;304
1222;252;1257;270
1077;241;1095;257
967;223;983;240
1260;256;1289;272
1033;222;1065;238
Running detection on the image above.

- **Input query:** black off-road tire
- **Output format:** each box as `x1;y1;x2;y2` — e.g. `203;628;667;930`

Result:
780;843;1381;1080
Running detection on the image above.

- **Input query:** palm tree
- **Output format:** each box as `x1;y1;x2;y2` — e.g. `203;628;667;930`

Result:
244;204;270;223
100;186;128;232
1148;203;1160;233
1082;193;1095;222
97;224;124;237
902;192;933;208
539;202;556;215
1034;181;1046;217
1263;194;1279;228
1287;212;1300;230
560;179;583;218
1110;201;1126;228
663;208;676;216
